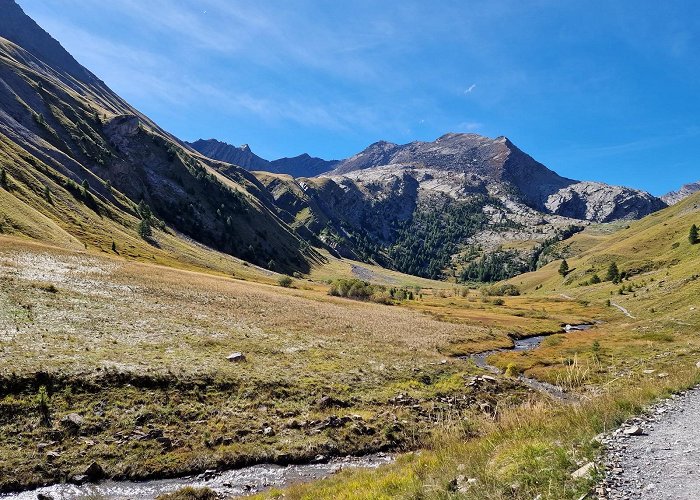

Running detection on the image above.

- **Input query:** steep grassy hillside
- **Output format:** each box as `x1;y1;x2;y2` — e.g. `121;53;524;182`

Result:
0;1;315;274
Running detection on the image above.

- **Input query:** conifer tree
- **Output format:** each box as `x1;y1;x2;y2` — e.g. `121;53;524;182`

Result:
558;259;569;276
605;262;620;283
690;224;699;245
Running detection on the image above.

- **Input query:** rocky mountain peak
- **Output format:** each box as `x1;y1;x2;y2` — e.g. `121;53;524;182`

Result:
662;181;700;205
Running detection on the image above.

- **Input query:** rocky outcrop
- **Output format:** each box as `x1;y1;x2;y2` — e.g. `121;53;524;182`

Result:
545;181;667;222
662;181;700;205
326;133;665;222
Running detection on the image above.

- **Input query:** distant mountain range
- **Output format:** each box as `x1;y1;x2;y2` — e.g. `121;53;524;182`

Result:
188;139;338;178
0;0;694;281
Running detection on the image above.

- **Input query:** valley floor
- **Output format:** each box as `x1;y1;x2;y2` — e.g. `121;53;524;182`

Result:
2;193;700;500
0;235;592;494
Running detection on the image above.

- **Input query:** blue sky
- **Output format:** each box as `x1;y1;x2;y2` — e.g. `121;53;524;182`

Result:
17;0;700;195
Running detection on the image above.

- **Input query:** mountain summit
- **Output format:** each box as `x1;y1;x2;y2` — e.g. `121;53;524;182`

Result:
327;133;665;223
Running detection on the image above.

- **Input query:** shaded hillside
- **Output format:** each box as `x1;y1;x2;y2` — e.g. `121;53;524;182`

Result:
0;0;315;273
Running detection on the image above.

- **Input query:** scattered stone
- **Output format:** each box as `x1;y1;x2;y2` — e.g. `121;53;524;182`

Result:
60;413;84;433
448;475;476;493
45;451;61;461
37;494;54;500
623;426;644;436
642;369;656;374
37;442;55;451
312;454;327;463
69;475;88;485
83;461;105;481
657;372;669;378
156;436;172;449
227;352;246;363
571;462;596;479
262;426;275;436
316;395;349;409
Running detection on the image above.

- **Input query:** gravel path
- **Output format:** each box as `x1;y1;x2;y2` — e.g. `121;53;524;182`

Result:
600;387;700;499
610;301;636;319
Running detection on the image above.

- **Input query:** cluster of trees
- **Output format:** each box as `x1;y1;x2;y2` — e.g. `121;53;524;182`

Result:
459;250;530;283
328;279;414;304
389;198;488;279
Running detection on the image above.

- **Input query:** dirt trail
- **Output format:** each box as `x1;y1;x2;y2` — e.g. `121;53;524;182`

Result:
601;387;700;499
610;301;636;319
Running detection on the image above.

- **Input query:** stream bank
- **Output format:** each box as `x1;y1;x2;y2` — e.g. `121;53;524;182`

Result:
1;453;393;500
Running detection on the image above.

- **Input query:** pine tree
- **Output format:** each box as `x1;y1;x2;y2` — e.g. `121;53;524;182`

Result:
558;259;569;276
44;185;52;204
690;224;699;245
605;262;620;283
0;167;6;187
81;179;90;197
138;218;152;239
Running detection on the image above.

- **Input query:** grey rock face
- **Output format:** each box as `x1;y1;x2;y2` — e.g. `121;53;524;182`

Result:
662;181;700;205
327;133;665;223
545;181;667;222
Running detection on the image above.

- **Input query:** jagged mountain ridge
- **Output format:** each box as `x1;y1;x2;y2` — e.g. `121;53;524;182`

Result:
327;133;666;223
662;181;700;205
188;138;338;178
0;0;315;272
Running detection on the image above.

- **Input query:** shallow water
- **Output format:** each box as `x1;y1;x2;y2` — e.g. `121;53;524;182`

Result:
465;323;595;400
2;453;393;500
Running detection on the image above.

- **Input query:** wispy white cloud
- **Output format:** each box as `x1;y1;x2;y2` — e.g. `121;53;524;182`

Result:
456;121;483;132
464;84;477;94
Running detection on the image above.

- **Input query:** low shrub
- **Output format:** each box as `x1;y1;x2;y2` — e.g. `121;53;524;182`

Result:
481;284;521;297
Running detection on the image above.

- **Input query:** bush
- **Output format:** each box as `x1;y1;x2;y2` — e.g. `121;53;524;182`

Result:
328;278;403;304
482;284;521;296
493;298;505;306
278;275;293;288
